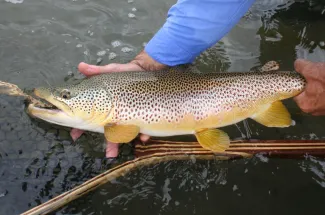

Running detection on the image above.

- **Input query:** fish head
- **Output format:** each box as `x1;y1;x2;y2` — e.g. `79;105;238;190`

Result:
27;80;114;130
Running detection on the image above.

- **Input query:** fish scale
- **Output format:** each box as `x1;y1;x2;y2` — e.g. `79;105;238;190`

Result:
27;62;306;153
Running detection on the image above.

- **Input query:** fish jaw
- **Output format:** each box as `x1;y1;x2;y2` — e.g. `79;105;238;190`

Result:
33;87;74;116
27;104;105;133
28;103;85;128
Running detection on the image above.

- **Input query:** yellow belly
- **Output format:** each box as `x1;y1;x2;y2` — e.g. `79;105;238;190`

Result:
131;106;256;137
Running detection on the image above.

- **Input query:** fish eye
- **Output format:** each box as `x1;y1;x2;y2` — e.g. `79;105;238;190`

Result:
60;89;71;99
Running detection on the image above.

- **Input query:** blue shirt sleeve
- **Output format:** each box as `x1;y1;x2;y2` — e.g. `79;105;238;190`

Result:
144;0;255;66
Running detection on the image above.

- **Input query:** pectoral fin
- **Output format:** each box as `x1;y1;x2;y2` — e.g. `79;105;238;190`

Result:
250;101;291;127
195;128;230;152
104;124;140;143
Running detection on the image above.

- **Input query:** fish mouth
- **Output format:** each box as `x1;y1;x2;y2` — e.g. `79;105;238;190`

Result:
26;88;78;128
27;88;71;119
27;96;64;118
28;88;61;111
33;97;59;110
28;103;62;115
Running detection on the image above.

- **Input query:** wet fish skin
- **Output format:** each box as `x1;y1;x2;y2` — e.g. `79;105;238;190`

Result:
27;65;306;153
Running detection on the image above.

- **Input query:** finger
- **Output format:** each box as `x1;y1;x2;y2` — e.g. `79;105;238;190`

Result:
70;128;85;141
294;59;313;75
78;62;144;77
78;62;101;76
140;134;150;143
293;91;318;114
105;141;119;158
293;92;309;112
311;110;325;116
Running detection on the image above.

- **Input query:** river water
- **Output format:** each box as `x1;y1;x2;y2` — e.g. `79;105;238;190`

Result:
0;0;325;214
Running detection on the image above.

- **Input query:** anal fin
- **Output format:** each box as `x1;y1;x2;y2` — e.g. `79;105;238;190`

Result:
104;124;140;143
195;128;230;152
250;101;292;127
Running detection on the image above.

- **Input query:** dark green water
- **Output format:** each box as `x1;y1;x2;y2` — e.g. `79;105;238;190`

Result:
1;0;325;214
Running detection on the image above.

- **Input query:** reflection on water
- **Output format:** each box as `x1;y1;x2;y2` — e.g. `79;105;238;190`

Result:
0;0;325;214
301;155;325;188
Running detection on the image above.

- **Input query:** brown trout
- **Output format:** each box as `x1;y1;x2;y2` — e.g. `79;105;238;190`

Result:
27;62;306;152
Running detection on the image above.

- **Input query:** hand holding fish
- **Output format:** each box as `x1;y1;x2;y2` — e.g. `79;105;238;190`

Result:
75;52;316;159
0;56;309;160
78;50;167;76
77;50;163;157
294;59;325;116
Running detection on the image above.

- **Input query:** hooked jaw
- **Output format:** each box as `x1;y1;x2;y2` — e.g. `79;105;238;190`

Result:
28;103;76;127
27;87;80;128
28;103;105;133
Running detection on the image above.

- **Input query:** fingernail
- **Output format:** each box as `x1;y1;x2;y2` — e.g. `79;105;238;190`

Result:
87;65;98;73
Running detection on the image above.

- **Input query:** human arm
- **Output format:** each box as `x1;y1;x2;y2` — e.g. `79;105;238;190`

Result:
145;0;256;66
79;0;255;75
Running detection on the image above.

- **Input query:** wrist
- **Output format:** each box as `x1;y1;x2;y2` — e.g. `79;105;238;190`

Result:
130;50;168;71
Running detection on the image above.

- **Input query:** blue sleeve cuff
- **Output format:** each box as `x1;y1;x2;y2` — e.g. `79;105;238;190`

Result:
145;0;255;66
145;27;196;66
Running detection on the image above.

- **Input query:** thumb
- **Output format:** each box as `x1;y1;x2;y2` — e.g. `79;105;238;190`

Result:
294;59;314;75
293;91;312;114
78;62;144;77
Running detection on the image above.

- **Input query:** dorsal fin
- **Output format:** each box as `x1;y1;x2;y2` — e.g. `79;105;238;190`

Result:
250;61;280;72
259;61;279;72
